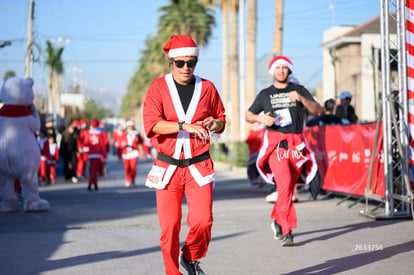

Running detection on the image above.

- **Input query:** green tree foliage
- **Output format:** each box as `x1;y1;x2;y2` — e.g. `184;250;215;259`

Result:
82;99;113;122
2;70;16;81
46;40;64;91
120;0;216;118
158;0;215;46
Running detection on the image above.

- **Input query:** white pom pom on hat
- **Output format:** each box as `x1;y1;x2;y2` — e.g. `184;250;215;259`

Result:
126;119;134;127
268;55;293;75
163;35;199;58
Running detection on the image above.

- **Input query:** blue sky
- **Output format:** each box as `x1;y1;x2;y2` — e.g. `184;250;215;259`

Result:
0;0;380;114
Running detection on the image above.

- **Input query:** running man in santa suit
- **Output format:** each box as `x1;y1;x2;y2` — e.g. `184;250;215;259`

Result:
245;56;322;246
83;118;106;191
121;119;140;188
143;35;226;275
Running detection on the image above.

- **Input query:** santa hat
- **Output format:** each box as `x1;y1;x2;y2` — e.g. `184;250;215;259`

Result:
90;118;99;128
71;120;80;128
126;119;134;127
80;118;88;129
268;55;293;75
163;35;199;58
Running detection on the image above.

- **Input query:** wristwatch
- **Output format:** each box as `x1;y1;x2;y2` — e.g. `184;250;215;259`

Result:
178;121;184;131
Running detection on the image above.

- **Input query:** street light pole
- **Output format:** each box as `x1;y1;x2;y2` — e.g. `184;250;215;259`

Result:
24;0;35;77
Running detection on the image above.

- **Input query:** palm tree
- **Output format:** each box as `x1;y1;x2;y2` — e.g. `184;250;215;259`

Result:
121;0;216;120
158;0;215;46
45;40;64;119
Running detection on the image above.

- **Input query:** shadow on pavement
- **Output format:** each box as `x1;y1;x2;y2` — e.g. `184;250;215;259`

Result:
281;240;414;275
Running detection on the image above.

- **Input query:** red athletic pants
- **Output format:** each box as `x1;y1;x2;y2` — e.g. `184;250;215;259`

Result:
123;157;138;184
88;158;100;185
38;159;48;182
76;152;84;177
268;148;300;236
156;167;213;275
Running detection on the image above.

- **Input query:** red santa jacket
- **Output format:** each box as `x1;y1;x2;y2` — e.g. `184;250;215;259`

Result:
112;129;126;149
38;137;50;162
121;130;140;159
78;128;87;154
143;73;226;189
48;142;59;165
83;128;107;160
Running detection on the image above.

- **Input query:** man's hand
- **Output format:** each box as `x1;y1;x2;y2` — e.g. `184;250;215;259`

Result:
288;91;301;102
256;112;275;127
183;123;210;140
199;116;223;132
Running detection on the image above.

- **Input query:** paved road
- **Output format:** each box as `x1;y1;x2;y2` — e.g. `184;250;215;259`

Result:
1;155;414;275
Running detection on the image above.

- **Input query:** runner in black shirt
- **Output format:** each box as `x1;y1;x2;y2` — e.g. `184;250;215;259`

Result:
246;55;322;246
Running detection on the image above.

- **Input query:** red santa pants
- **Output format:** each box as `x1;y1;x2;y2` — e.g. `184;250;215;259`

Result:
116;147;122;161
88;158;101;185
156;167;213;275
82;153;89;176
268;148;301;236
123;157;138;184
76;152;85;177
47;163;57;183
38;159;48;183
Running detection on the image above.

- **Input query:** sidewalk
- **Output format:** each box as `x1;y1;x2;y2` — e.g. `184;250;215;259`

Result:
1;155;413;275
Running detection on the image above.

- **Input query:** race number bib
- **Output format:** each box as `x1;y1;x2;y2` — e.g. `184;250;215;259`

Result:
146;166;166;187
274;108;292;127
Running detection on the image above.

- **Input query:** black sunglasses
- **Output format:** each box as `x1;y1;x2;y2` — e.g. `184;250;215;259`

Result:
173;59;197;68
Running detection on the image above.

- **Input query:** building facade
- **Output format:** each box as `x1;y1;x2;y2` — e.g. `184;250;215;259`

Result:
320;16;397;122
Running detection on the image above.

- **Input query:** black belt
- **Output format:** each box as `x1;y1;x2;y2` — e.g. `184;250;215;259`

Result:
157;151;210;168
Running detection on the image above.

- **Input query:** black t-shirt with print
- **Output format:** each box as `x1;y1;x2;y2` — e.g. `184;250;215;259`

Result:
248;83;315;134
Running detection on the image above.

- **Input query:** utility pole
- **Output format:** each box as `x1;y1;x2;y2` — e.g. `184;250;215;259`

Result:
24;0;35;77
273;0;284;55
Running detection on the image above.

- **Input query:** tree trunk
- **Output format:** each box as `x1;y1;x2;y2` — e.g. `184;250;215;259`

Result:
56;73;62;122
273;0;284;55
48;71;54;117
229;1;240;142
245;0;257;137
221;3;230;142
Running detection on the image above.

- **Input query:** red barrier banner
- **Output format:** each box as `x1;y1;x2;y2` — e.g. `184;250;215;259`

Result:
303;123;385;197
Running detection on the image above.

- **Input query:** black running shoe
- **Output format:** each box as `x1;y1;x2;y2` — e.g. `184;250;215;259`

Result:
180;253;205;275
271;220;283;240
281;232;294;247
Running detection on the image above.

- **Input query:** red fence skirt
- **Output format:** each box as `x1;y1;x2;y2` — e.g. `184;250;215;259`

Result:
303;123;385;197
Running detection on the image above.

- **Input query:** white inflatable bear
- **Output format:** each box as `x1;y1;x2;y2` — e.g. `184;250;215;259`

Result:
0;77;49;212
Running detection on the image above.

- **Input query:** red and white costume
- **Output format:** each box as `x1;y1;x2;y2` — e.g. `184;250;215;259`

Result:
143;72;226;274
77;119;88;178
112;126;126;161
37;136;50;184
121;126;140;187
83;124;106;190
144;73;225;189
256;130;318;235
47;141;59;183
98;122;109;176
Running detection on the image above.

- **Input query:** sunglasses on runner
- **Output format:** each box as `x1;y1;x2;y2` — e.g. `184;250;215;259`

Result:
173;59;197;68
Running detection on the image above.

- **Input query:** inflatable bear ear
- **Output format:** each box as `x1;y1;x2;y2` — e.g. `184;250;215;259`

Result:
1;77;35;106
24;77;34;87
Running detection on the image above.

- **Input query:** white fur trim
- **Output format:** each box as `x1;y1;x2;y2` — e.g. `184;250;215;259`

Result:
168;47;199;58
269;59;293;75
